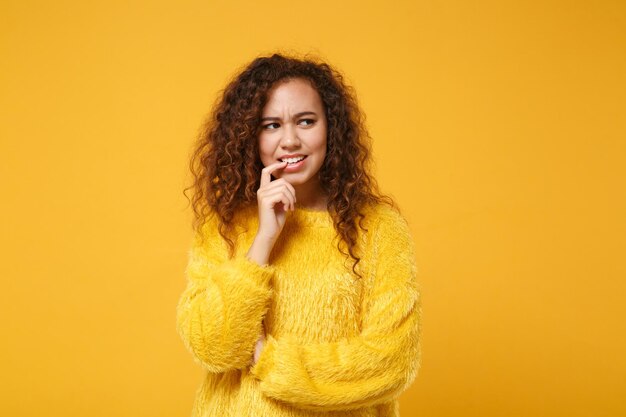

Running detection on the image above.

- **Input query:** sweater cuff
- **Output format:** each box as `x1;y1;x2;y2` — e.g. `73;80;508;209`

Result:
249;334;278;380
231;252;276;287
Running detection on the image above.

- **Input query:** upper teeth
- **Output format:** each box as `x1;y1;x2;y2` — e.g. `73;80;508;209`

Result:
282;156;305;163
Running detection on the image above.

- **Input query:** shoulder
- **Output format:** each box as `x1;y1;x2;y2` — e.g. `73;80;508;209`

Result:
359;203;414;260
370;202;404;221
366;202;410;236
194;205;257;252
367;203;419;281
198;205;256;235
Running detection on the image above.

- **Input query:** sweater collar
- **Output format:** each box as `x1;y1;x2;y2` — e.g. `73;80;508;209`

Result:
287;206;333;227
238;204;333;228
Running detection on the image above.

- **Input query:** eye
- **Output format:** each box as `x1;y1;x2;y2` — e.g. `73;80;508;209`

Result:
263;122;280;130
299;119;315;126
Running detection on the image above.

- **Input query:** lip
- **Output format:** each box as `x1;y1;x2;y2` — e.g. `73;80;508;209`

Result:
281;156;307;172
278;154;307;161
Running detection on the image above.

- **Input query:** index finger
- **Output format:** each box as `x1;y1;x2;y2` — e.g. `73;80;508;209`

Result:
260;161;288;188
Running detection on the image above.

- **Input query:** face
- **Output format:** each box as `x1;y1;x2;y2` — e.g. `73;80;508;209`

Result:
258;78;327;188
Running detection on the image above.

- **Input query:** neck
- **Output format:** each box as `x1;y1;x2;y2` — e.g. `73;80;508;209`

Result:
293;177;328;211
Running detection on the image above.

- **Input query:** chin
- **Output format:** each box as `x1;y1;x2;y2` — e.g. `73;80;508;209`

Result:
280;174;308;184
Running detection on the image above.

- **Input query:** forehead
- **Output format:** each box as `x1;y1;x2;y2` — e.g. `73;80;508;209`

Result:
263;78;323;113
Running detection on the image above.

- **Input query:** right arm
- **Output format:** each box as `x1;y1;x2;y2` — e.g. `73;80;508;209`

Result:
175;214;276;373
177;160;295;372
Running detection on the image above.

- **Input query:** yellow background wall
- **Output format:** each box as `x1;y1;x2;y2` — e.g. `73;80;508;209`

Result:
1;0;624;416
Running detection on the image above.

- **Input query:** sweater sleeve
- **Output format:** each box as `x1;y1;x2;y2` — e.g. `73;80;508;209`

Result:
176;214;275;373
249;207;421;411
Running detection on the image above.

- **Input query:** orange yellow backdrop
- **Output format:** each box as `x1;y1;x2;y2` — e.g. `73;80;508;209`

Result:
1;0;624;416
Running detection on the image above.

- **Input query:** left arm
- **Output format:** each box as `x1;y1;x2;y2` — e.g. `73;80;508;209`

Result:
250;208;422;411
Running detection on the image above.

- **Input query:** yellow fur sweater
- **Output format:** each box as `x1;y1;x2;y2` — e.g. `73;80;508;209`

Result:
176;203;421;416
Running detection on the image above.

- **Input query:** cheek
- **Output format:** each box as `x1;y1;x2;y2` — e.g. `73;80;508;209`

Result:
316;135;328;159
309;127;327;152
258;139;273;162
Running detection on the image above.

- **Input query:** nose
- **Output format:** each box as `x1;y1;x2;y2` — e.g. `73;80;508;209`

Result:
280;123;301;149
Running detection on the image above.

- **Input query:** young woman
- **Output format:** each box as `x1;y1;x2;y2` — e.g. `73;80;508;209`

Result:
176;53;421;417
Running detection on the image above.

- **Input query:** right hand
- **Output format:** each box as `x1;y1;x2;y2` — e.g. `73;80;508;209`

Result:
251;326;266;367
256;161;297;242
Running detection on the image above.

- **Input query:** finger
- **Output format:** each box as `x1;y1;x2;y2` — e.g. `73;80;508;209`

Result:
260;161;288;188
263;189;293;212
279;191;294;212
263;179;297;205
282;189;296;212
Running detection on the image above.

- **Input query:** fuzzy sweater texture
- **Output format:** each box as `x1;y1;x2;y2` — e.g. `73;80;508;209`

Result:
176;202;421;417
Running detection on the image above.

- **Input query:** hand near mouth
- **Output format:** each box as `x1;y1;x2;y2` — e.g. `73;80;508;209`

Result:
254;160;297;244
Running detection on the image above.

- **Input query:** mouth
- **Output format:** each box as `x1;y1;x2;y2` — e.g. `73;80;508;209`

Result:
279;155;308;165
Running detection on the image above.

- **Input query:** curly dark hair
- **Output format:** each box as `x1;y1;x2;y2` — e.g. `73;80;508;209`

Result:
183;52;396;278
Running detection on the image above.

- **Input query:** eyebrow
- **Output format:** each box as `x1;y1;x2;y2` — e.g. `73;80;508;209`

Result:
260;111;318;122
